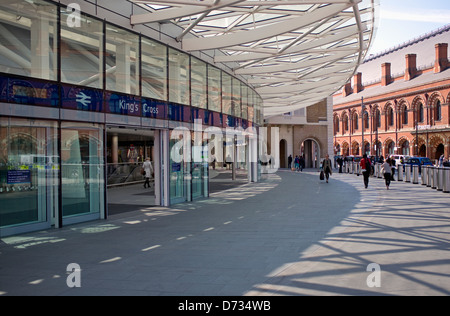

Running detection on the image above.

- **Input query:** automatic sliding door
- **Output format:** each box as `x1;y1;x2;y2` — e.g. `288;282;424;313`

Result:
61;123;104;225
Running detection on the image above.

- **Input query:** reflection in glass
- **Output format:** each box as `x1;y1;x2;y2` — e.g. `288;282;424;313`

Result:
241;85;248;120
208;65;221;113
61;123;104;219
0;0;57;80
61;10;104;89
191;57;207;109
0;118;58;228
105;25;139;95
169;48;190;105
142;38;167;100
169;136;185;204
232;78;241;118
222;73;232;115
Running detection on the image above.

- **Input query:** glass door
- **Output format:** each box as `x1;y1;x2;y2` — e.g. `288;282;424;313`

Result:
169;136;186;204
61;122;104;225
191;140;208;200
0;118;58;237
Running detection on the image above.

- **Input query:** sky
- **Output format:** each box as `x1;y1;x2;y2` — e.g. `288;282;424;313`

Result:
368;0;450;56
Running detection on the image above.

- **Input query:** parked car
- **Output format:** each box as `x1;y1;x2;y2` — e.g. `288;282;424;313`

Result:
390;154;410;166
404;157;433;174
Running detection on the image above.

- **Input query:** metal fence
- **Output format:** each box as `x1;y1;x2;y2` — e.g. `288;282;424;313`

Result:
342;161;449;193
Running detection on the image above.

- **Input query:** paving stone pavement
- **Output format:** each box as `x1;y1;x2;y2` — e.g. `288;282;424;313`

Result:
1;169;449;296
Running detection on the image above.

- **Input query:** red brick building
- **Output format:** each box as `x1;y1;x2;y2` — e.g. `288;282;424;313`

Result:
333;25;450;163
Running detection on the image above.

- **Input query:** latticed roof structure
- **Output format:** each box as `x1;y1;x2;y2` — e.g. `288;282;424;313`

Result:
131;0;379;117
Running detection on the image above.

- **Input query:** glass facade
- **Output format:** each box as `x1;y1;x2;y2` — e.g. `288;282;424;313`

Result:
0;0;261;119
61;123;104;224
0;0;262;236
207;65;222;113
0;0;58;81
0;118;58;231
191;57;207;109
60;9;104;89
169;48;190;106
105;26;140;95
222;73;232;116
141;38;167;101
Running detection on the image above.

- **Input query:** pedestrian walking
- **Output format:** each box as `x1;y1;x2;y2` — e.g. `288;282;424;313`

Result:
294;155;300;171
299;155;305;172
288;155;293;169
322;154;333;183
360;154;371;189
381;158;392;189
337;156;343;173
438;154;444;167
143;157;154;188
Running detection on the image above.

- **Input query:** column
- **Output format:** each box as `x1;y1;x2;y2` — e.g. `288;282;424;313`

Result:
31;11;50;79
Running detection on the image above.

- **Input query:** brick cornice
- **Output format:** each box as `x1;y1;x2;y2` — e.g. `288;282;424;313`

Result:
334;83;450;111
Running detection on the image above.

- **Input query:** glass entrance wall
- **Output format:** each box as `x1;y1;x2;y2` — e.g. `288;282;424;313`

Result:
0;0;58;81
191;140;209;200
169;134;186;204
0;117;58;235
169;130;209;204
60;9;104;89
61;122;104;224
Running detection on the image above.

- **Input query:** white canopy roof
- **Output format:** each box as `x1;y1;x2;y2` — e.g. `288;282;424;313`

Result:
131;0;378;117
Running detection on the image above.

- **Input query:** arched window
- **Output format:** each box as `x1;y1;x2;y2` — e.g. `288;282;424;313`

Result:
418;103;424;123
343;113;349;132
435;100;442;121
388;107;394;127
374;109;381;129
334;116;340;134
363;111;369;130
402;105;408;125
353;112;359;131
401;140;410;155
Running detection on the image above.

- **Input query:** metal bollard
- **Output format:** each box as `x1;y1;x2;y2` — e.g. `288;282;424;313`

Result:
437;168;444;191
412;165;419;184
431;167;437;189
405;165;411;182
427;166;433;187
397;164;403;181
443;168;450;193
422;166;428;185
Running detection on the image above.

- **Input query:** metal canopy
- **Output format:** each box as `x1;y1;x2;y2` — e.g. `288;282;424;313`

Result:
131;0;378;117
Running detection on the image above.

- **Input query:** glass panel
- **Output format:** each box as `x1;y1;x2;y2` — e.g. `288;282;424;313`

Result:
232;78;241;118
141;38;167;101
169;134;185;204
0;118;58;228
105;25;139;95
191;57;207;109
248;89;255;123
192;140;208;200
241;85;248;120
207;65;221;113
61;123;104;218
169;48;190;105
61;9;104;89
0;0;57;80
222;73;232;115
